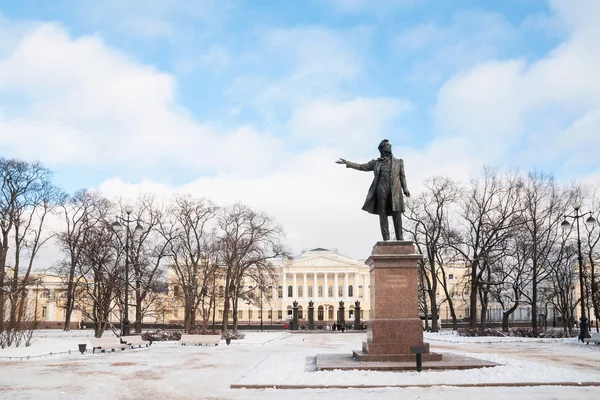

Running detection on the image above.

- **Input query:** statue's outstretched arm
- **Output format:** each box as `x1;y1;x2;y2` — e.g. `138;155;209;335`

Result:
337;159;375;171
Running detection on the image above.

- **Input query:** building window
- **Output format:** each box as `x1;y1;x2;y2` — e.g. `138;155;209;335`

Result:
277;286;283;298
338;285;343;297
287;285;293;298
318;285;323;297
219;286;224;297
174;309;179;318
318;306;324;321
278;310;283;319
267;286;273;298
328;285;333;297
218;310;223;318
268;310;272;319
298;307;303;319
448;274;454;279
249;310;253;319
238;310;243;319
308;285;313;297
173;285;180;297
40;290;50;299
348;285;353;297
287;306;292;316
358;285;363;298
298;285;303;297
41;306;47;318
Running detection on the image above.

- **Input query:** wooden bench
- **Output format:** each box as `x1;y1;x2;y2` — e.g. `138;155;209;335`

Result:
583;332;600;345
124;335;151;348
179;334;221;346
90;337;127;353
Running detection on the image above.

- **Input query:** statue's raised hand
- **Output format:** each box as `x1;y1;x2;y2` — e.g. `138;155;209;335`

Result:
336;158;347;165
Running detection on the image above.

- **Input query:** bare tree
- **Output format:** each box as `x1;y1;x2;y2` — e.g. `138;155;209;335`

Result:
57;190;109;330
519;171;572;332
75;223;123;338
165;195;218;331
448;167;524;329
0;158;58;341
117;196;172;333
216;203;287;335
547;233;578;336
405;176;460;332
584;188;600;332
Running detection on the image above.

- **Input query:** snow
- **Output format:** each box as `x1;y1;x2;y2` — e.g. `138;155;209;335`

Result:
1;329;599;399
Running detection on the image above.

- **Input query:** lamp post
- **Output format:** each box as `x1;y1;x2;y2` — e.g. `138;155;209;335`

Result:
259;287;264;332
112;205;143;337
246;299;251;327
561;201;597;342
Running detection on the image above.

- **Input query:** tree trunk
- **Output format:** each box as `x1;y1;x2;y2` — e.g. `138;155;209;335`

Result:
469;261;478;328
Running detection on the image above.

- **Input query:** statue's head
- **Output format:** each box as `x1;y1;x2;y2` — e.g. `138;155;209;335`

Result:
378;139;392;155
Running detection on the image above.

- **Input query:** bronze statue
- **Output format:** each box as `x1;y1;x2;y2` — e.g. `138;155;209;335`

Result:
336;139;410;241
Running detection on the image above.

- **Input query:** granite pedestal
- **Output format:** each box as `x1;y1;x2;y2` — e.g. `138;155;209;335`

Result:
354;241;442;362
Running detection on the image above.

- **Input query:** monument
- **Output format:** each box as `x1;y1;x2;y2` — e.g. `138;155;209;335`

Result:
337;139;440;362
354;240;441;362
315;140;497;370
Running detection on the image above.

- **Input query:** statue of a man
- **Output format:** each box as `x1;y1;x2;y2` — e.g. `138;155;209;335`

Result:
336;139;410;241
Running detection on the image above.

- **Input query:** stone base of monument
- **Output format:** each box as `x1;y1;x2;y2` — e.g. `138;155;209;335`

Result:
352;350;442;362
315;353;499;371
354;241;440;363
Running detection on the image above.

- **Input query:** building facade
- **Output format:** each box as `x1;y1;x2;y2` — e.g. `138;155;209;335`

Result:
256;247;371;326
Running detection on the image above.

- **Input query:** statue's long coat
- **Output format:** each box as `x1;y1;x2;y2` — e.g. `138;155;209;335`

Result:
345;156;408;215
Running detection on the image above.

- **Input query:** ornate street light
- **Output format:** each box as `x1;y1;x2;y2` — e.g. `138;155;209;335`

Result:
246;299;251;326
111;205;143;337
561;201;597;342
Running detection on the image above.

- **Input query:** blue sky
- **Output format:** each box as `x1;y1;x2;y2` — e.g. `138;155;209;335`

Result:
1;0;599;259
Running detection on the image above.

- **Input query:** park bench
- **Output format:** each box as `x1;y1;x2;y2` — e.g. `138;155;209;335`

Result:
90;337;127;353
123;335;151;348
583;332;600;345
179;334;221;346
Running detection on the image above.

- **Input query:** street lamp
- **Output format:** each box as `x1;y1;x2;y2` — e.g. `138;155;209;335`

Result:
561;201;597;342
111;205;143;337
259;287;264;332
246;299;251;327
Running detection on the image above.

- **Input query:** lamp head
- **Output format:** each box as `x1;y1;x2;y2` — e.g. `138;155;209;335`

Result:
124;205;134;215
111;220;123;231
586;215;597;227
561;220;570;231
573;202;582;211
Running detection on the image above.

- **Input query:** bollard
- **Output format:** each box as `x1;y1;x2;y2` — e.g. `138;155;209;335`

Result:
410;346;426;372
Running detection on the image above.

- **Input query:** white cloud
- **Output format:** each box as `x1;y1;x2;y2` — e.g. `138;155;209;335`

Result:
65;0;234;40
432;0;600;177
290;98;412;153
393;11;521;85
0;22;287;177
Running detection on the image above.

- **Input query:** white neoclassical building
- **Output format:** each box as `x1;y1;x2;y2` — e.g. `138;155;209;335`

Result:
261;247;371;326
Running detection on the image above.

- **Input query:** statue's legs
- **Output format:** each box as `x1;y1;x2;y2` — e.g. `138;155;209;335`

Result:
378;213;390;240
392;211;403;240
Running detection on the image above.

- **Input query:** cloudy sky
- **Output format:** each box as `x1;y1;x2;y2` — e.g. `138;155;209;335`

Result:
1;0;599;262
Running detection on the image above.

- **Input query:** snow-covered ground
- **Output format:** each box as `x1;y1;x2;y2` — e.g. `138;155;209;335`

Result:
1;329;599;399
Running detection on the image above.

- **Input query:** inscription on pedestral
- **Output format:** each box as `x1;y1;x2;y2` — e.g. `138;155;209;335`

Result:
380;275;408;290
